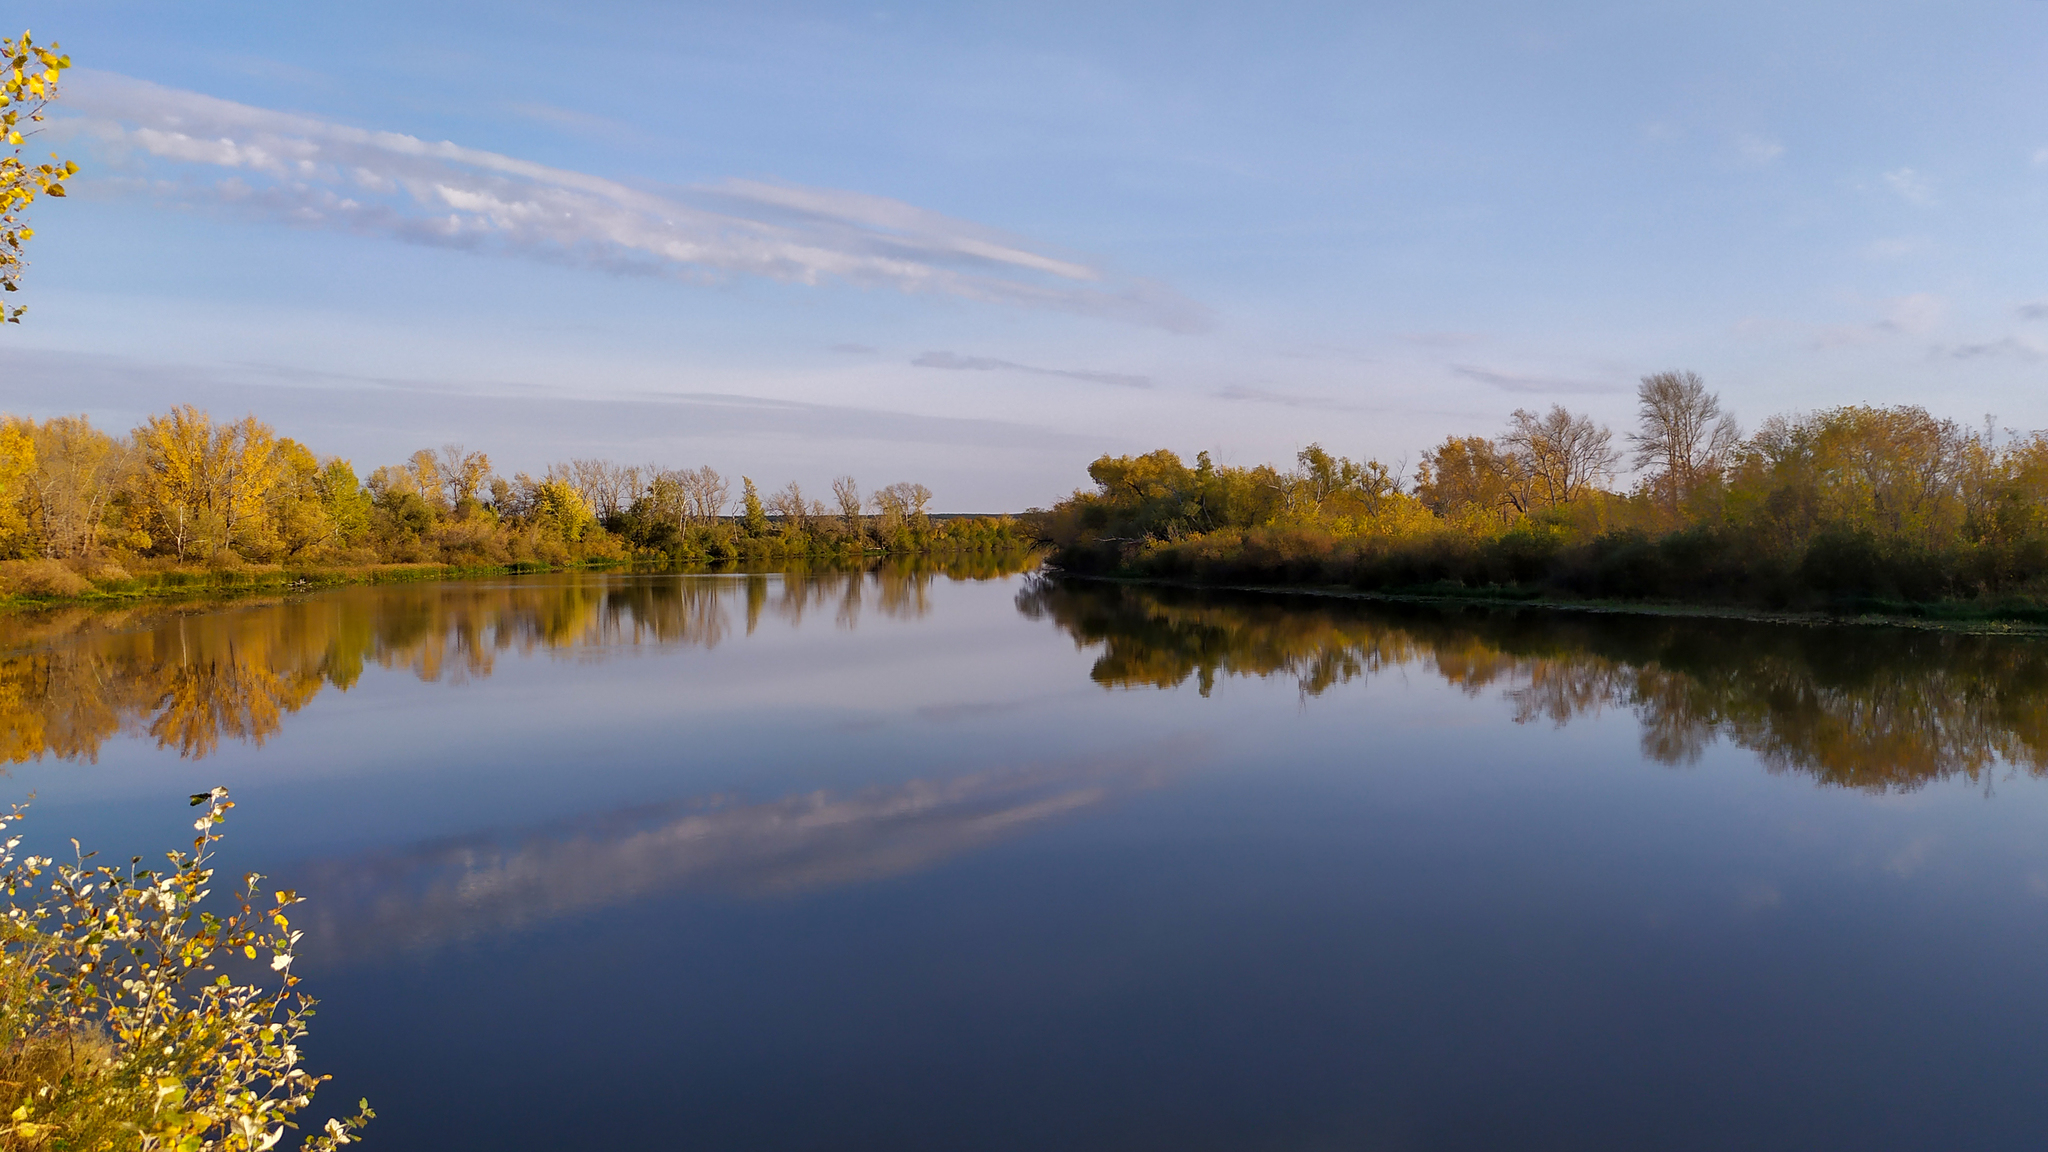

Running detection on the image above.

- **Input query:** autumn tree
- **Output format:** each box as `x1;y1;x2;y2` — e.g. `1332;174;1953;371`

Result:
1629;370;1739;520
25;415;123;557
1501;404;1620;508
259;439;338;559
833;476;863;539
1;31;76;324
1727;405;1969;548
130;407;222;559
1286;443;1400;521
439;444;493;515
1414;435;1525;525
767;481;808;536
0;416;32;553
641;468;688;533
404;449;448;517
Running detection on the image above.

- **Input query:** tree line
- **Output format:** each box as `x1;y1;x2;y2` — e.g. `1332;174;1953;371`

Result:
0;404;1030;595
1036;373;2048;611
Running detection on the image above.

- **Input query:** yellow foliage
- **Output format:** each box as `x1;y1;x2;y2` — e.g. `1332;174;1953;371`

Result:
0;30;76;324
0;417;32;553
131;407;288;561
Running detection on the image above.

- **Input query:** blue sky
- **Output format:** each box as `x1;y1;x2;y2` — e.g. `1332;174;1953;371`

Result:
5;1;2048;509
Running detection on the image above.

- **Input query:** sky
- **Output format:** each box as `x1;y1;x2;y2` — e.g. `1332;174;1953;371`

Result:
4;1;2048;510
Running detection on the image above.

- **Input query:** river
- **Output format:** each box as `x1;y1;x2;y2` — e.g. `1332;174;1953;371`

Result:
4;563;2046;1150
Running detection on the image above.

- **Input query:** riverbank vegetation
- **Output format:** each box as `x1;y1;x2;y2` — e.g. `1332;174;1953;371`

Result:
0;404;1030;604
0;788;370;1150
1034;373;2048;615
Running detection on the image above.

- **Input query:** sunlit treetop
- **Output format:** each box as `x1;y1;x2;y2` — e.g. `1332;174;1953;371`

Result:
1;30;76;325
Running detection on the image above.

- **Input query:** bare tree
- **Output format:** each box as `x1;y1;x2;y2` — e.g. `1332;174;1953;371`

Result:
679;466;729;524
873;482;933;534
832;475;863;540
1628;370;1741;518
569;459;641;522
767;481;808;534
437;444;493;510
871;486;906;535
1501;405;1621;507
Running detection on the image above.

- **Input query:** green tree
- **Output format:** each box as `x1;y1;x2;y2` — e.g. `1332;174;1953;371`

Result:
740;476;768;536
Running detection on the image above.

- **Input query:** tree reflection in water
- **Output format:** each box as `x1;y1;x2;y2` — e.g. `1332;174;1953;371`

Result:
0;555;1031;763
1018;577;2048;792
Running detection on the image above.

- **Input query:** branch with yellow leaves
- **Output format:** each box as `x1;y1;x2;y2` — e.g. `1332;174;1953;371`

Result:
2;31;77;325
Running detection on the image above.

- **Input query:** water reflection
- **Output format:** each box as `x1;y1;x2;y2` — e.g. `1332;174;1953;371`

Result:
1020;578;2048;791
287;753;1175;966
0;555;1033;763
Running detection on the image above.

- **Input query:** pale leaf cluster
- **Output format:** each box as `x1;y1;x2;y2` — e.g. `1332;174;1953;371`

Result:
0;789;371;1150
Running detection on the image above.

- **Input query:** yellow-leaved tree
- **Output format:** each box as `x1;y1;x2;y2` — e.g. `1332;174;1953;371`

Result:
0;416;34;552
1;30;77;324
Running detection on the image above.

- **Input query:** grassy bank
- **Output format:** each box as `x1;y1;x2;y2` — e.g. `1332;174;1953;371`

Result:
0;545;1046;611
0;555;629;609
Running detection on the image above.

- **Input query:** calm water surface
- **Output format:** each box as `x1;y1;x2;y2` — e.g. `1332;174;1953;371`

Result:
6;564;2048;1150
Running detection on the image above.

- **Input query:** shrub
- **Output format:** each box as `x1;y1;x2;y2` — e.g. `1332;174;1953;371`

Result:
0;789;370;1150
0;560;91;599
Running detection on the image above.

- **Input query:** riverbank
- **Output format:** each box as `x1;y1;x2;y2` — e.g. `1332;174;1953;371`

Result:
0;549;1046;611
0;556;627;610
1047;569;2048;636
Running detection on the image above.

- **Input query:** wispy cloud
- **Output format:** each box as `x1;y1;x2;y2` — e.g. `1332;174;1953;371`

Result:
912;350;1153;389
1811;292;1948;348
829;343;879;354
1451;365;1621;395
1213;384;1356;410
1937;336;2043;362
60;71;1212;332
1876;292;1945;335
1882;166;1935;206
2017;301;2048;321
1401;331;1485;348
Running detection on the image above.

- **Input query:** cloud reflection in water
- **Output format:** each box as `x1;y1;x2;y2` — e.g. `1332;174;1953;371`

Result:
287;754;1173;966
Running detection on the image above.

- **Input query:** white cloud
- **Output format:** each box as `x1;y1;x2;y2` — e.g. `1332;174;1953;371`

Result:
911;350;1153;389
1862;236;1932;260
59;71;1212;333
1882;166;1935;206
1734;134;1785;165
1877;292;1945;335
